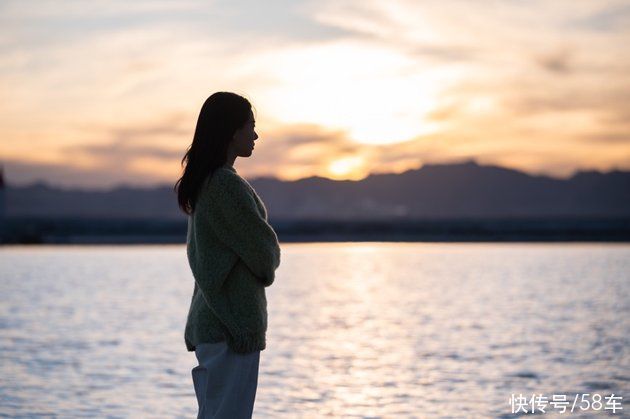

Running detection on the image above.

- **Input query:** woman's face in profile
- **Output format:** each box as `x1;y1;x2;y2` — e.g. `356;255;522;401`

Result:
230;110;258;158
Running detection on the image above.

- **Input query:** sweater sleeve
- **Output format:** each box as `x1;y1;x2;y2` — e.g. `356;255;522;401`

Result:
207;169;281;287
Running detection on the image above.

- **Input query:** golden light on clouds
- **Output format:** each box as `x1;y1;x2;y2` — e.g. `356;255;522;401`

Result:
0;0;628;187
327;156;366;179
253;40;456;145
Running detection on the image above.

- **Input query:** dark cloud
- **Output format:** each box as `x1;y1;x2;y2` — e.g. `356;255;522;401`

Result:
577;131;629;144
368;135;446;165
68;113;192;166
505;93;583;114
567;3;630;32
503;87;630;120
69;141;182;162
2;158;163;189
250;126;362;166
535;49;573;74
597;98;630;126
265;125;360;152
77;112;191;140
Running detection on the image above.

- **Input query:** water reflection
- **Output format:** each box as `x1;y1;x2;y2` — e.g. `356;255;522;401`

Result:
0;243;628;418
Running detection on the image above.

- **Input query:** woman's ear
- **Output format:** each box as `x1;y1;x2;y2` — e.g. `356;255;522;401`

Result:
232;125;242;141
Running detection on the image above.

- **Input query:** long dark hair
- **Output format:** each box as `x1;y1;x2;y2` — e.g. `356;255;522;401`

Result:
174;92;252;215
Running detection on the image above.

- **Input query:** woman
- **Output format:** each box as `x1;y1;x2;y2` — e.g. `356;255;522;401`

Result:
174;92;281;418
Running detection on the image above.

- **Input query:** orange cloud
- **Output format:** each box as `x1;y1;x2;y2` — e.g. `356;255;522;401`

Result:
1;0;629;187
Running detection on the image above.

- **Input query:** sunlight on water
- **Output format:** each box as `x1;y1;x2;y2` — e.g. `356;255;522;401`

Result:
1;242;628;417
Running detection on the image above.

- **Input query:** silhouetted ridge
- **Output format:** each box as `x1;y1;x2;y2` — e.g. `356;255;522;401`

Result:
4;160;629;220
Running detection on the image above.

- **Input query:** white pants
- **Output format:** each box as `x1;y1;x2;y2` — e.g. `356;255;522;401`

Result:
192;341;260;419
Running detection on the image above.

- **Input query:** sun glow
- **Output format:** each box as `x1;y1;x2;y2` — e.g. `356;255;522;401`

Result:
254;40;459;145
327;156;366;179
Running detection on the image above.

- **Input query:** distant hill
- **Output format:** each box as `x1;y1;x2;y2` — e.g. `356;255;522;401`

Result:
4;159;630;220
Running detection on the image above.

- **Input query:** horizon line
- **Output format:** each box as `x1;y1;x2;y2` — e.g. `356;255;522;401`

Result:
3;158;628;192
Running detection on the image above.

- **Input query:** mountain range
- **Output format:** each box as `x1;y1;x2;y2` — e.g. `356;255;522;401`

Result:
4;159;630;220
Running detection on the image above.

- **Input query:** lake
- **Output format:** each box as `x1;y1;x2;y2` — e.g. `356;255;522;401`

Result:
1;243;628;418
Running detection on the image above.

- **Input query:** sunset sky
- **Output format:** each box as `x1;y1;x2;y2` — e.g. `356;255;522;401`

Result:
1;0;629;188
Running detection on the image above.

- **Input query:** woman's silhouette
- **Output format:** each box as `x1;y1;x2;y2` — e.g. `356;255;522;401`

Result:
175;92;281;418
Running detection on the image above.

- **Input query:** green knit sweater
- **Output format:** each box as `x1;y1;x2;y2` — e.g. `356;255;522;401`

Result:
184;164;281;354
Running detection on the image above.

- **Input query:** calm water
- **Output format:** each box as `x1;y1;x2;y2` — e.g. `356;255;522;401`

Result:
1;243;628;418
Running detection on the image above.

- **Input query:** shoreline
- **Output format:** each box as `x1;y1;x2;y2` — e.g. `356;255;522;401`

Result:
2;216;629;244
